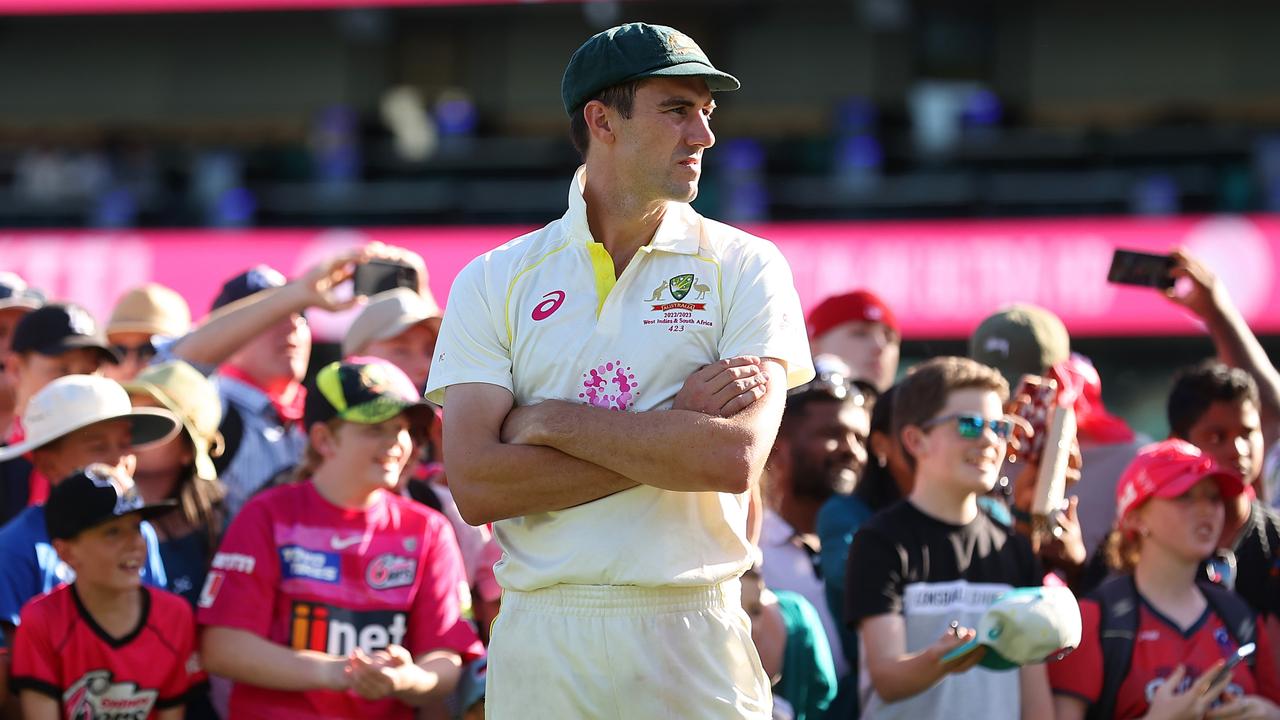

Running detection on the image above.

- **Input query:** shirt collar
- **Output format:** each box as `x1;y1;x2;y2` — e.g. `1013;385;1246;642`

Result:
564;166;702;256
761;508;796;548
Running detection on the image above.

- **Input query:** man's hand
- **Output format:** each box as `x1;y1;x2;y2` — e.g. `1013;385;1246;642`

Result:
286;242;430;313
1143;663;1233;720
673;356;769;417
500;401;559;446
928;624;985;677
1206;695;1280;720
347;645;417;701
1165;248;1230;321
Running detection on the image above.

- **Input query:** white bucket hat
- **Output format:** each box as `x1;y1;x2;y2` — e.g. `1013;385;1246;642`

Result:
941;585;1082;670
0;375;181;462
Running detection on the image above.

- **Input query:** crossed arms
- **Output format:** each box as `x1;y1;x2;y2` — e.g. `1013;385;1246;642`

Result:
442;356;787;526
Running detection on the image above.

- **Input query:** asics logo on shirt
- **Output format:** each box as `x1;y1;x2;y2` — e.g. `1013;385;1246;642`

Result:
289;602;408;656
531;291;566;321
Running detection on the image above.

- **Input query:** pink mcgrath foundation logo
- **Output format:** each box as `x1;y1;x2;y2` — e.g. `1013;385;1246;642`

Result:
580;361;639;411
532;290;566;321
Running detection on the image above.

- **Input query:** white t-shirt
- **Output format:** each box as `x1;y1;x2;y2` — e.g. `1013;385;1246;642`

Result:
426;167;814;591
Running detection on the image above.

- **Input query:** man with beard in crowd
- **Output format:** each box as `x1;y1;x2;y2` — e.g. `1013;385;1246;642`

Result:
760;355;871;678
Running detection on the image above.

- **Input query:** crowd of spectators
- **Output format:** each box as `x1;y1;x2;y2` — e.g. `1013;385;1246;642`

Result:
0;238;1276;719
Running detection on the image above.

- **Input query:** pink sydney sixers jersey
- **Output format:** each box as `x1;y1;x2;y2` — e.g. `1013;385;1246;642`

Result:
197;481;483;720
11;584;205;719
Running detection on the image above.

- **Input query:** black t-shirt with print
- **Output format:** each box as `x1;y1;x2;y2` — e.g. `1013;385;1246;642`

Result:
845;499;1043;628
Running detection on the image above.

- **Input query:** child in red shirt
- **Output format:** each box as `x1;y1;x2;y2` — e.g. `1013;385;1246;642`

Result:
1050;440;1280;719
11;463;204;719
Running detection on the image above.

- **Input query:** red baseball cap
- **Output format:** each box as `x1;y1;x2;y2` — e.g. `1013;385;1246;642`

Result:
1116;439;1244;520
807;290;899;340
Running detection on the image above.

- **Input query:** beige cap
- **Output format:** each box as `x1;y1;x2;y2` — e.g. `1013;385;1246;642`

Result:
107;284;191;338
343;287;442;357
124;361;223;482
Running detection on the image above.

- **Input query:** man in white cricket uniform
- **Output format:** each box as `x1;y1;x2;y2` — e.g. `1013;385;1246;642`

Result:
426;23;814;719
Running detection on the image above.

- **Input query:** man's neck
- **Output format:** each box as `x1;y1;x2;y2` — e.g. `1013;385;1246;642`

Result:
581;164;668;276
311;467;380;511
74;582;143;639
776;496;822;536
1134;547;1204;624
1220;492;1253;548
908;476;979;525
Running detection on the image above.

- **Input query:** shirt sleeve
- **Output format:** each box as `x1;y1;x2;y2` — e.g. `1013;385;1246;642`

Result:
843;524;905;629
425;256;514;405
1048;599;1102;704
0;532;38;630
140;520;168;590
716;238;814;390
157;596;207;707
196;499;279;636
9;599;60;698
408;516;484;662
1251;617;1280;705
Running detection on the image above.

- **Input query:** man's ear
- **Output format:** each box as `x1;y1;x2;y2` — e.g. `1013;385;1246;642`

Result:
51;538;76;571
583;100;616;146
309;422;339;460
5;352;24;383
900;425;927;460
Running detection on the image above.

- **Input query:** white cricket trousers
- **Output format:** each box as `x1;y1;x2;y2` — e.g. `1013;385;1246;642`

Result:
485;579;772;719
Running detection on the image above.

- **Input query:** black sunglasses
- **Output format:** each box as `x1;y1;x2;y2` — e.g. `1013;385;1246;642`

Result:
111;339;159;361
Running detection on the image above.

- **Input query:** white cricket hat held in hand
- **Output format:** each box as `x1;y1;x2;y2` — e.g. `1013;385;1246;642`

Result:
0;375;181;462
941;585;1082;670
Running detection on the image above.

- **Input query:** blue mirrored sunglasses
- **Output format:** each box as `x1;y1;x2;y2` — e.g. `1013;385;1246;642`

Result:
920;412;1014;440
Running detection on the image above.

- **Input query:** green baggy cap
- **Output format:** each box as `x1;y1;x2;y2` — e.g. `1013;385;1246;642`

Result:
561;23;740;116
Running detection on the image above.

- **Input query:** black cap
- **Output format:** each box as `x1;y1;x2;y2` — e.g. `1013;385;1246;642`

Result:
210;265;287;312
45;464;177;540
12;303;120;364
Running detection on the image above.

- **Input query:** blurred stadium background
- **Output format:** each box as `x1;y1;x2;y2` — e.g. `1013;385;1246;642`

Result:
2;0;1279;436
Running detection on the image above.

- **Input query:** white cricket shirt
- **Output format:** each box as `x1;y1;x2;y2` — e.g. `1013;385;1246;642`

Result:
427;167;814;591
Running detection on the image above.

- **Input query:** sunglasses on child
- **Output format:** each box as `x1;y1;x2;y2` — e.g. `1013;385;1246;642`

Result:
919;413;1014;440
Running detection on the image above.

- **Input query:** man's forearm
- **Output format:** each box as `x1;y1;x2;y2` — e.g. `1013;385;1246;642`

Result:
447;441;638;526
533;403;772;494
391;653;462;706
867;651;947;702
201;627;342;692
170;285;305;367
1205;302;1280;445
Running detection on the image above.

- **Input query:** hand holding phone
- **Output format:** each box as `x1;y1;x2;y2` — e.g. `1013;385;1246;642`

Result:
1205;642;1255;689
353;259;419;297
1107;249;1175;290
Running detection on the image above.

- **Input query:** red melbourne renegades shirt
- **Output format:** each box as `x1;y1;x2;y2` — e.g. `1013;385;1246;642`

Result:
10;584;205;719
1050;596;1280;719
197;480;483;720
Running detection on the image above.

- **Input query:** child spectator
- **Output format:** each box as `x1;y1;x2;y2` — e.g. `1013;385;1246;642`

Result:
845;356;1050;719
0;272;44;439
10;463;204;719
741;564;837;720
198;358;482;719
1050;440;1280;719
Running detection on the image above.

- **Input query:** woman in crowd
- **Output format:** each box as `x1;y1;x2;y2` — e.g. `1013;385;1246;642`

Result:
124;360;226;606
1050;439;1280;720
